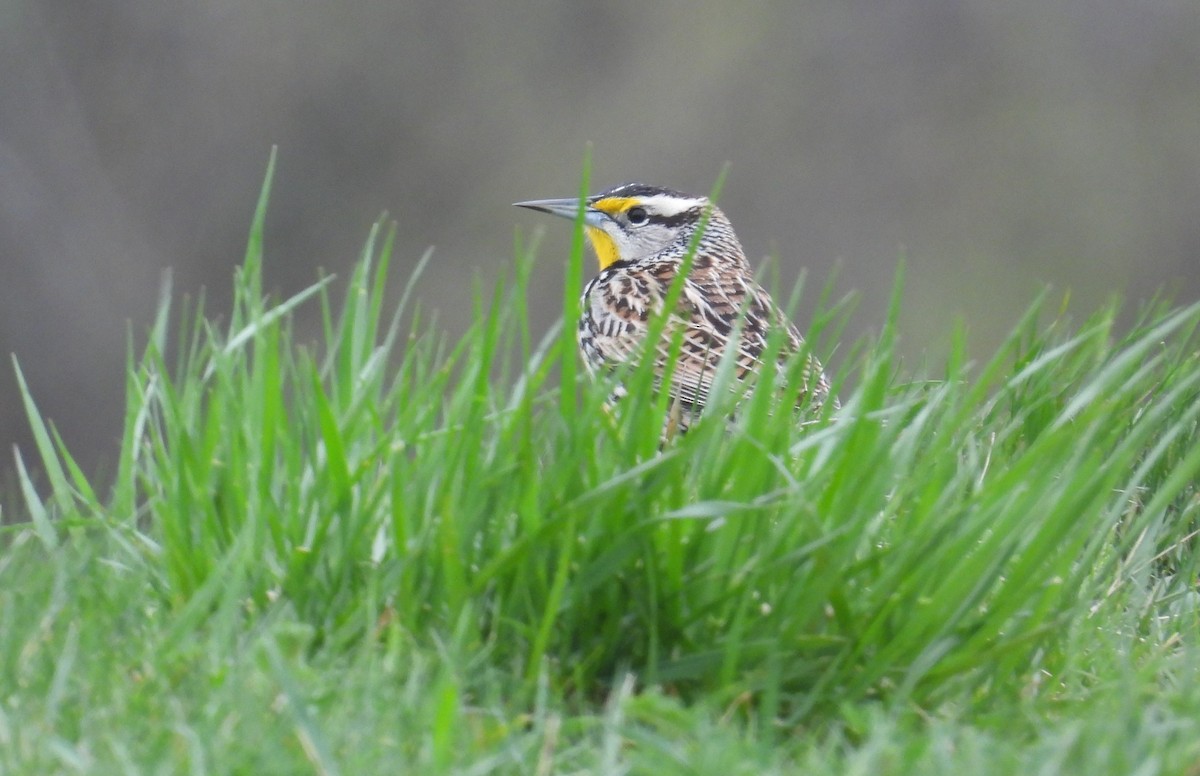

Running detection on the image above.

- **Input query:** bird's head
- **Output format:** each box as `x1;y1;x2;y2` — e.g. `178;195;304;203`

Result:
515;182;719;271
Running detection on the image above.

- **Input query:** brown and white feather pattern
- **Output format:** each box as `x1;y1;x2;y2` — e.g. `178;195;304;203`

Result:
578;200;834;428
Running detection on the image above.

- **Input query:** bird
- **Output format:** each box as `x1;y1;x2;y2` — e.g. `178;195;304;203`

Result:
514;182;835;436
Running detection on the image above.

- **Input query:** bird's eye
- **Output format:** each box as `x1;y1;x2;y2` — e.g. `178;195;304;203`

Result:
626;206;649;225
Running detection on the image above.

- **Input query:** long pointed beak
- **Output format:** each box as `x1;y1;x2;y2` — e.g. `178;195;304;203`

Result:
513;197;609;228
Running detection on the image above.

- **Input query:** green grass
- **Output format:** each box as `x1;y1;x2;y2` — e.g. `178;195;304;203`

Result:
3;157;1199;774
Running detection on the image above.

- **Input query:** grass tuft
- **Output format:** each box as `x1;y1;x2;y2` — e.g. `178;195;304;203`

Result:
2;162;1198;772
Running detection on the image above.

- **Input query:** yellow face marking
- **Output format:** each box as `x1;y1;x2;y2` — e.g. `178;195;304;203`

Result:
585;226;621;271
590;197;637;217
585;197;641;270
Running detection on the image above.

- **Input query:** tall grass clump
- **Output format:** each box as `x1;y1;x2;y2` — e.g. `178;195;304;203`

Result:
5;156;1199;772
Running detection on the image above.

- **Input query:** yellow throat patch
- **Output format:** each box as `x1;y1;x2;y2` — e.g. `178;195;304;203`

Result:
585;197;637;271
585;227;620;271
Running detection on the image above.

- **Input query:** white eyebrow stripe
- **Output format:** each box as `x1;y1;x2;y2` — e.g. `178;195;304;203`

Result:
639;194;707;217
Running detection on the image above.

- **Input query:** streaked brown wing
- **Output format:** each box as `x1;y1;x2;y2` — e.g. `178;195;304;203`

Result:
584;261;821;412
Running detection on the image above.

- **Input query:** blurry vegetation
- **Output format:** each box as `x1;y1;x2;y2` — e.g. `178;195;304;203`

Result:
2;1;1198;479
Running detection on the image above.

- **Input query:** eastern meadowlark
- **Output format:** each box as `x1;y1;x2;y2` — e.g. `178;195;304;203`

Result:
515;182;835;434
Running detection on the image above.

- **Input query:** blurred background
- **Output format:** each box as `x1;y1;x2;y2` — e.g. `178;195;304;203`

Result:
2;1;1197;485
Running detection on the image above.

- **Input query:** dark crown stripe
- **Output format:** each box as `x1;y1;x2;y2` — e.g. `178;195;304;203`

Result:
592;182;699;200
